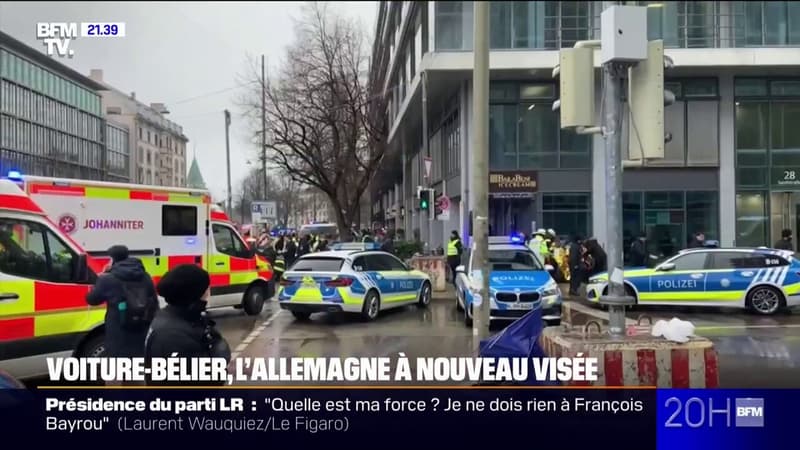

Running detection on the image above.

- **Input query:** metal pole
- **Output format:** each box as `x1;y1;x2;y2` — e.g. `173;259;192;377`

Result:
600;62;633;337
261;55;268;200
422;71;434;253
472;1;491;343
224;109;232;215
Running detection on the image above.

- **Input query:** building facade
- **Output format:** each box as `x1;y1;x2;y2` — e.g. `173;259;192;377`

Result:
89;69;188;187
369;1;800;257
105;121;130;182
0;31;108;180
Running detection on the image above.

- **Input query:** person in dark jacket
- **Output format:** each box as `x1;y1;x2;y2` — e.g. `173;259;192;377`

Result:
86;245;158;360
284;237;298;268
145;264;231;386
296;235;311;258
380;231;396;255
568;234;584;296
629;232;648;267
774;229;794;250
584;238;607;277
688;231;705;248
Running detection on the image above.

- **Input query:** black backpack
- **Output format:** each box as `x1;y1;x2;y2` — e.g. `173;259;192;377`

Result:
117;279;156;331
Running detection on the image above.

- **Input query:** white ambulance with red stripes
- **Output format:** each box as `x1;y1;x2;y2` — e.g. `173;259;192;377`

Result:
12;173;274;315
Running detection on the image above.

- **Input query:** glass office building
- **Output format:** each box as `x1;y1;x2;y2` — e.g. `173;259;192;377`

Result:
0;31;107;180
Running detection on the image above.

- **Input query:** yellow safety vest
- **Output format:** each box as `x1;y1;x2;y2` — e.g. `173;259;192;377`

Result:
447;239;460;256
540;240;550;257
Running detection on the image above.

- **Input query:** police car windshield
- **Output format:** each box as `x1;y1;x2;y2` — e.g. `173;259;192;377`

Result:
489;250;543;271
290;257;344;272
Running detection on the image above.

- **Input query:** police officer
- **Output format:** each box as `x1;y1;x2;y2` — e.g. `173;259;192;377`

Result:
447;230;463;286
529;229;547;263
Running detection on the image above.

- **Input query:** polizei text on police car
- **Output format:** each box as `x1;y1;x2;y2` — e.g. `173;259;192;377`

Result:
47;354;599;383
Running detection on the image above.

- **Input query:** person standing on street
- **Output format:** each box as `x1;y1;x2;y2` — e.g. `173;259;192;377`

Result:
145;264;230;386
629;232;648;267
568;234;584;297
447;230;464;286
86;245;159;380
688;231;706;248
774;229;794;250
380;230;396;255
284;235;298;268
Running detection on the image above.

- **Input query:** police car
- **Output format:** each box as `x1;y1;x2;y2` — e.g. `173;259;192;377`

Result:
278;250;432;321
586;247;800;315
454;236;562;326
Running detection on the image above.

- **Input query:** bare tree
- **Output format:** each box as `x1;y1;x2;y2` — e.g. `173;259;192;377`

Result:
233;167;299;228
238;2;387;240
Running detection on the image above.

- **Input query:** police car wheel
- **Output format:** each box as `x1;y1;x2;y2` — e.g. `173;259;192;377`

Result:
242;286;266;315
361;291;381;321
747;286;784;315
291;311;312;321
417;282;432;308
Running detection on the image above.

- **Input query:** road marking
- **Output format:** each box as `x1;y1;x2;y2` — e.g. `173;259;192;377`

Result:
231;309;283;360
695;324;800;331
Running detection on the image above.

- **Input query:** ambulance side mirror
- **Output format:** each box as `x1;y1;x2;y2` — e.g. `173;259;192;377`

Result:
245;246;257;259
75;253;90;282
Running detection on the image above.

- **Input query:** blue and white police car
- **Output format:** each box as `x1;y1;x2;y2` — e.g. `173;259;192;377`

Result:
278;250;432;321
586;247;800;315
454;235;562;326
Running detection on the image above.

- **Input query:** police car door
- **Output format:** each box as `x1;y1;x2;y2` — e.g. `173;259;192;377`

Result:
648;251;708;303
706;251;788;305
364;253;417;306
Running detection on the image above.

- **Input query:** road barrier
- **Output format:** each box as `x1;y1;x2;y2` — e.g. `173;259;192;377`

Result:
539;324;719;387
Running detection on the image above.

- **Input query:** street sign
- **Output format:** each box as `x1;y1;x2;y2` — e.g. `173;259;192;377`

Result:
251;201;276;223
423;156;432;179
437;195;450;211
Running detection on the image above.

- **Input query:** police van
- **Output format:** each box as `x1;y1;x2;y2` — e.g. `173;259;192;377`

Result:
454;235;562;327
11;173;274;315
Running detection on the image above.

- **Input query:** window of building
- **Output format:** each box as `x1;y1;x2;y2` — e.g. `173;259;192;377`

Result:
734;1;800;47
435;1;473;50
162;205;197;236
621;190;719;261
542;193;591;238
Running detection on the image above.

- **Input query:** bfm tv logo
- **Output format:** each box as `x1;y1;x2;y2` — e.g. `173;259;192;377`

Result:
664;397;764;428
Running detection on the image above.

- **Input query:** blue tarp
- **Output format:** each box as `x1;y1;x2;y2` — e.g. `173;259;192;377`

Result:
478;308;559;386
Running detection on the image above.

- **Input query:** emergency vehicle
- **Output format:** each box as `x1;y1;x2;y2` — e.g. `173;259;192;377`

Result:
13;173;274;315
0;177;97;378
454;235;562;327
586;247;800;315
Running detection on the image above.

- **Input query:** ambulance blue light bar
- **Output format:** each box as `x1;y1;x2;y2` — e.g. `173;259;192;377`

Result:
6;170;22;181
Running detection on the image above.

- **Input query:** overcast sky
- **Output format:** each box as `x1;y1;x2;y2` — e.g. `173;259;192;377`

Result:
0;1;377;199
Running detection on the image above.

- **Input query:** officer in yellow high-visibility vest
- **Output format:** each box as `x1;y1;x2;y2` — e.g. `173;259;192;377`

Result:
529;229;547;263
447;230;463;286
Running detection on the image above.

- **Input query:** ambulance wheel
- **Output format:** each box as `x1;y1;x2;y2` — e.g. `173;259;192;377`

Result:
78;333;106;358
242;286;266;315
361;290;381;322
747;285;784;315
464;304;473;327
417;282;432;308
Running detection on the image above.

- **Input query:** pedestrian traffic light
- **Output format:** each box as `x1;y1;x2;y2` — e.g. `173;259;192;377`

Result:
418;188;431;211
627;39;675;160
553;46;595;129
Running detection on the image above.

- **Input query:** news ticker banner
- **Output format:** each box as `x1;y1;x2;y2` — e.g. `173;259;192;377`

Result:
0;389;654;447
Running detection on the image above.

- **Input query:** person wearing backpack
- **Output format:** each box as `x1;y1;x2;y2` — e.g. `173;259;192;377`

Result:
86;245;159;365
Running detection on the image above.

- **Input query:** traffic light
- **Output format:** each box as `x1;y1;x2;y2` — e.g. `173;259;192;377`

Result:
627;39;675;160
553;46;596;129
418;187;431;211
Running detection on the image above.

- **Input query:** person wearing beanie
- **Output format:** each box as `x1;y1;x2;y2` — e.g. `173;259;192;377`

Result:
145;264;230;386
86;245;158;383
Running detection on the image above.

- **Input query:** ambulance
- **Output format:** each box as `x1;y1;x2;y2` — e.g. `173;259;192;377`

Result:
0;172;274;378
14;173;275;316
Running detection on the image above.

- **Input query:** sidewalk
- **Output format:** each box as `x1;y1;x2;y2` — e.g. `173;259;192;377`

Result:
432;284;456;301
